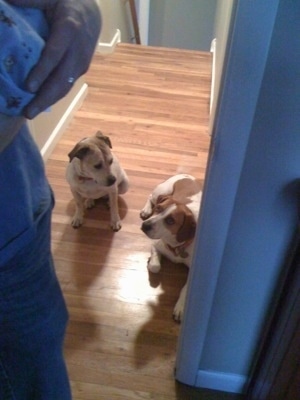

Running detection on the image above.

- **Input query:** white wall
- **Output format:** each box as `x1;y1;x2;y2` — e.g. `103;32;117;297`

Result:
209;0;235;132
28;78;87;160
97;0;134;48
148;0;217;51
136;0;150;45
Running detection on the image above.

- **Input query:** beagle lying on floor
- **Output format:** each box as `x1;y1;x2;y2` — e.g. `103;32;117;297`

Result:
140;174;202;322
66;131;129;231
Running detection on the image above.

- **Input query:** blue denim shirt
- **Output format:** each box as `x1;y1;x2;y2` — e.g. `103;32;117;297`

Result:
0;2;48;116
0;1;51;265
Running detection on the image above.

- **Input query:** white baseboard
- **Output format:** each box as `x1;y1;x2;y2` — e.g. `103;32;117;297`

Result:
196;370;247;394
97;29;121;54
41;83;88;161
210;38;216;115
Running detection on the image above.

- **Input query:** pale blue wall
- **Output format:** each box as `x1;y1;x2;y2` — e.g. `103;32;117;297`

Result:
200;0;300;376
176;0;300;393
148;0;217;51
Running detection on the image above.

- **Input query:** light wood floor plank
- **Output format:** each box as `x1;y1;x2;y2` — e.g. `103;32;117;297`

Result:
46;43;242;400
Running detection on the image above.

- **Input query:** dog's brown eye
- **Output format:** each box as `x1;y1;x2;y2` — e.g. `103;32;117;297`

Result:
165;216;175;225
94;162;102;169
109;159;113;165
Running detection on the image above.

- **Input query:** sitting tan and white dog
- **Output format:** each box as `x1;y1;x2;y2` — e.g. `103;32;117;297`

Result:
66;131;129;231
140;174;202;322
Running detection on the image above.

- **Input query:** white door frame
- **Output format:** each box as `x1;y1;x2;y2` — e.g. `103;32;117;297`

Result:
136;0;150;45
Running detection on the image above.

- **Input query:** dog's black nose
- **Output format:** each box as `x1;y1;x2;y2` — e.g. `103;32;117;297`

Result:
141;221;152;233
107;175;116;186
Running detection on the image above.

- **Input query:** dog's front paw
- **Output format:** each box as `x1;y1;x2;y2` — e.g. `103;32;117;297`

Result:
140;200;153;220
173;284;187;322
147;257;161;273
147;245;161;273
140;209;151;220
85;198;95;209
111;220;122;232
173;298;184;323
71;216;83;229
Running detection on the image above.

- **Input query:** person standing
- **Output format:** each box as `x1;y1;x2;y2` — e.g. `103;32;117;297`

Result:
0;1;101;398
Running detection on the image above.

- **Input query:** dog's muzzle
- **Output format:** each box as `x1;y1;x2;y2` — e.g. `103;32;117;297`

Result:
141;220;153;234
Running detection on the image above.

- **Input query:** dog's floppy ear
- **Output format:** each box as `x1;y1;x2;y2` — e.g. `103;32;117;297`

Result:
176;212;196;243
68;143;90;162
96;130;112;149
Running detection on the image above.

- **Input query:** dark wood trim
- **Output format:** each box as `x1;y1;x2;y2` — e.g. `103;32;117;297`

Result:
129;0;141;44
247;226;300;399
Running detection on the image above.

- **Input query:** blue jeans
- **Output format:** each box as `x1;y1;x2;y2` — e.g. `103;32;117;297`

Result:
0;192;71;400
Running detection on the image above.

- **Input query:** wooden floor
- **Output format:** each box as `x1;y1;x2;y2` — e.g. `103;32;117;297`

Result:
46;44;242;400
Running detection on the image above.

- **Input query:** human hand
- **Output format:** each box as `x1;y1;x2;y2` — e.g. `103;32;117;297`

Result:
7;0;101;119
